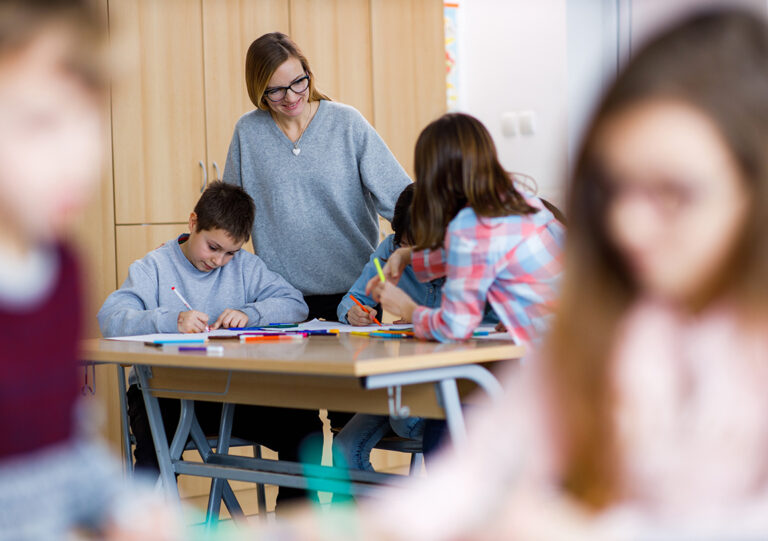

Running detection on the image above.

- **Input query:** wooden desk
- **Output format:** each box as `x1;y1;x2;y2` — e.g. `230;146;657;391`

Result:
81;335;523;520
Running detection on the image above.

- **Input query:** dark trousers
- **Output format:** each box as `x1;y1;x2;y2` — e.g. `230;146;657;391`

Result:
127;385;323;505
303;292;356;430
303;292;346;322
422;419;448;456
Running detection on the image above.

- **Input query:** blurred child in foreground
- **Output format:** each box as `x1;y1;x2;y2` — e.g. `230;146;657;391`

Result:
260;8;768;540
0;1;184;538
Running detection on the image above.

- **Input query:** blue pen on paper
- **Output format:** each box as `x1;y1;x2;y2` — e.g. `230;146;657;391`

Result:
228;327;263;331
472;331;491;336
287;329;338;336
228;324;299;330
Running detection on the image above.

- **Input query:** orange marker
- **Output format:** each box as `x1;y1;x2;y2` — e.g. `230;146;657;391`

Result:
349;294;381;326
241;335;306;343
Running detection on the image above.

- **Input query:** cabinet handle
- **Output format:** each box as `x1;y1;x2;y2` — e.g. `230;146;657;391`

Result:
199;160;207;192
212;161;221;181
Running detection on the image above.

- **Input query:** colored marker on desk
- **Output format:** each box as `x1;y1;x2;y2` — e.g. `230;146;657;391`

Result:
145;338;207;346
349;294;381;326
177;345;224;355
371;332;413;339
287;329;338;336
241;334;306;343
371;329;414;336
228;324;298;330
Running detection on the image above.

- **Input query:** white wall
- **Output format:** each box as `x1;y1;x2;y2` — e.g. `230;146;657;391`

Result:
459;0;768;210
458;0;569;207
566;0;618;175
629;0;768;50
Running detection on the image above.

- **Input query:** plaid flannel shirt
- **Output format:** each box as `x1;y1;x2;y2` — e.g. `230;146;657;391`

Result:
411;198;564;344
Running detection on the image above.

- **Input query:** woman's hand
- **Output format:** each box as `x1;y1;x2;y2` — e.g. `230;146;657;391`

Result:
368;282;418;323
347;305;377;326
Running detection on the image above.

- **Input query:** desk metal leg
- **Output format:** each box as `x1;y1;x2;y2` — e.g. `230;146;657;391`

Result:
434;378;467;447
206;402;235;526
116;366;133;476
169;400;195;461
187;417;244;521
135;365;178;498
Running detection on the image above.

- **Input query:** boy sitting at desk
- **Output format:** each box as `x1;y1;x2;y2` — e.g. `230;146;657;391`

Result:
333;184;497;472
98;181;321;506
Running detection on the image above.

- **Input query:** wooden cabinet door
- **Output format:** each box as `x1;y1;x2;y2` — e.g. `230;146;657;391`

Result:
371;0;445;177
290;0;374;124
110;0;208;224
202;0;290;181
115;223;188;284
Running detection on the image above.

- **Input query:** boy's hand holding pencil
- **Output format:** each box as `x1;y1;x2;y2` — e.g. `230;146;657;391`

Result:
177;310;210;333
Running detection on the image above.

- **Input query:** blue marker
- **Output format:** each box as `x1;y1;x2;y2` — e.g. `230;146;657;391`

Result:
145;339;206;346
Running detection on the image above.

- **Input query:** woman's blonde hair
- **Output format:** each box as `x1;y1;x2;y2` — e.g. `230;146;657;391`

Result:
245;32;329;110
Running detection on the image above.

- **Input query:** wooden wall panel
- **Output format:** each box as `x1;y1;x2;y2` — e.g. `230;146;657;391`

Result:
110;0;207;223
116;223;187;284
290;0;374;124
202;0;290;179
371;0;445;176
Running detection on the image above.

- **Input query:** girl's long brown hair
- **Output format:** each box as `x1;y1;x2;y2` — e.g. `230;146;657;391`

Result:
411;113;537;250
548;9;768;509
245;32;330;110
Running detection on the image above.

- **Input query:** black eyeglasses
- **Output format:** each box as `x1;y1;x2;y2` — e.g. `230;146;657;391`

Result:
263;75;310;103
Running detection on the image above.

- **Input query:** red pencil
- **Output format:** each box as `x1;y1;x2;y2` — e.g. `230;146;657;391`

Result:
349;294;382;326
241;335;306;343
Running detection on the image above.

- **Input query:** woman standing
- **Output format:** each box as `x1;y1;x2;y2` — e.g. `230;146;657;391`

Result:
223;32;411;320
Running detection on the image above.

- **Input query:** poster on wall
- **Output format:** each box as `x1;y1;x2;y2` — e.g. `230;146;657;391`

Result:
445;1;460;111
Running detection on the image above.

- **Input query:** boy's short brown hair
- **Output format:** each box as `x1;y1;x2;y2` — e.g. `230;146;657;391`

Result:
193;182;255;243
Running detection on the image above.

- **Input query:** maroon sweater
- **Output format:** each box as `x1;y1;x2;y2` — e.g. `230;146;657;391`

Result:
0;244;81;459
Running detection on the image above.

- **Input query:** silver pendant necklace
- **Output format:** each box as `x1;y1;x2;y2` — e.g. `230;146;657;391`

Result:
291;101;313;156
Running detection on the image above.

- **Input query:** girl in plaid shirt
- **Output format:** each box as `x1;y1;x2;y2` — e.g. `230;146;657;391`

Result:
367;113;564;344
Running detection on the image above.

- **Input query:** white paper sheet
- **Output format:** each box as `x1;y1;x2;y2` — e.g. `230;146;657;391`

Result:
296;319;413;333
102;321;510;342
104;329;241;343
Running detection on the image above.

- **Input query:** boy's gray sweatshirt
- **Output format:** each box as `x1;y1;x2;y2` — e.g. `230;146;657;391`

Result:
98;235;308;337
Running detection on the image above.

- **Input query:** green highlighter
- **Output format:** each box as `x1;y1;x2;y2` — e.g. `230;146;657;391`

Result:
374;257;386;282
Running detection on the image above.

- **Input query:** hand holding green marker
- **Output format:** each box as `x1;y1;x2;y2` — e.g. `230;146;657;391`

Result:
374;257;386;283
